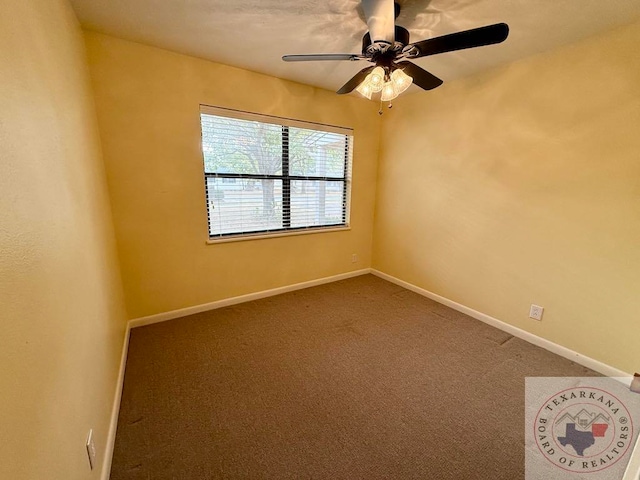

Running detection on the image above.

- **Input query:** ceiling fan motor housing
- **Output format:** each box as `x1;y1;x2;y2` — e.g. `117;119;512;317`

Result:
362;25;410;56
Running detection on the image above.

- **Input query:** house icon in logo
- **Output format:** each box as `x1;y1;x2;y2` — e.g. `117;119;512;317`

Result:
556;409;610;431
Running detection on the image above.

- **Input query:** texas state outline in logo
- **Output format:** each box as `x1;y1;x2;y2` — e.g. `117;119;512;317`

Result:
534;386;634;473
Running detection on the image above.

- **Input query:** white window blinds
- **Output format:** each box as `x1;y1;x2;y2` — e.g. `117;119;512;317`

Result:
200;106;353;239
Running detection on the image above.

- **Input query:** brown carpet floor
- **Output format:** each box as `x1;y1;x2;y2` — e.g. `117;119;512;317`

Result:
111;274;597;479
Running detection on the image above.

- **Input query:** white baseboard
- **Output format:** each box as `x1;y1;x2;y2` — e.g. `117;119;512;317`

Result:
371;269;632;379
101;324;131;480
129;269;372;328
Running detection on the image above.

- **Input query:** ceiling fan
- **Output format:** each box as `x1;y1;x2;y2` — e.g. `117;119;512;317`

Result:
282;0;509;102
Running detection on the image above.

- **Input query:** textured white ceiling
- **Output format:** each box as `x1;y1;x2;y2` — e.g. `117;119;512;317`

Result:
70;0;640;94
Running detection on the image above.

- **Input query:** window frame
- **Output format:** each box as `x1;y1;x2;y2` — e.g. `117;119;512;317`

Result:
200;105;353;243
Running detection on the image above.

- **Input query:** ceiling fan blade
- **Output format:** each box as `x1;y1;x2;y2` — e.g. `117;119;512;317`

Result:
282;54;364;62
396;61;443;91
405;23;509;59
337;66;375;94
361;0;395;43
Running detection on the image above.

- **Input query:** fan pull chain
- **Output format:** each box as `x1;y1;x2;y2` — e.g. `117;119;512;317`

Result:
378;100;394;115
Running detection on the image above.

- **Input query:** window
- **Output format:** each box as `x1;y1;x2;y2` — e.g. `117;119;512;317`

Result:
199;106;353;240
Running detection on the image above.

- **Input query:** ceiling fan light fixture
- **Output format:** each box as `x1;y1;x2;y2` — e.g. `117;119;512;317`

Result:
357;67;413;101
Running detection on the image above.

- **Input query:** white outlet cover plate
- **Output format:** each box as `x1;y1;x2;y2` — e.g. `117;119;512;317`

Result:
529;304;544;321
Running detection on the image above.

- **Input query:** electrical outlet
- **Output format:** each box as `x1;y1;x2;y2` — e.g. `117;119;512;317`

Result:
529;304;544;321
351;254;358;263
86;429;96;470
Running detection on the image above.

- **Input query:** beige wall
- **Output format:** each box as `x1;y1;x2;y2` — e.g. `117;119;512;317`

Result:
373;21;640;374
0;0;128;479
84;32;381;319
2;2;637;477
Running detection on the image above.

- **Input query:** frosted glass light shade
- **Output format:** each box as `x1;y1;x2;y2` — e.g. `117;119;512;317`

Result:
356;81;373;99
380;81;397;101
369;66;385;93
391;68;413;95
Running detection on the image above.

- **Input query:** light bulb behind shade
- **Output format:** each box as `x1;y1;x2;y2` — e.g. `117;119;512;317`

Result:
369;67;384;86
380;81;398;101
368;66;385;93
391;68;413;95
355;78;373;100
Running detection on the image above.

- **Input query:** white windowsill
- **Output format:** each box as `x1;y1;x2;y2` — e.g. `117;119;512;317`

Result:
205;226;351;244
